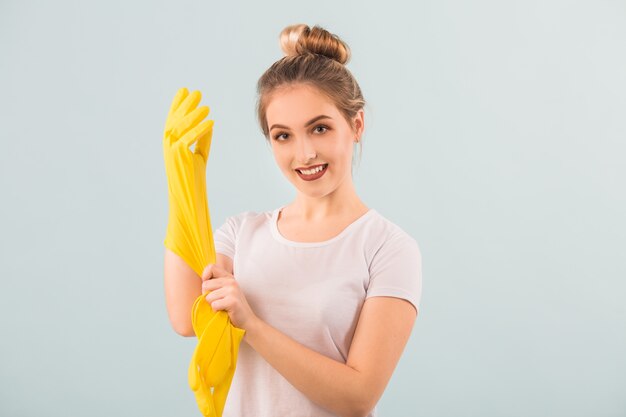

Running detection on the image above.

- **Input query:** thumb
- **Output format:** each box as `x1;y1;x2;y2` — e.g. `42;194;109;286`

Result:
195;119;214;162
201;263;229;281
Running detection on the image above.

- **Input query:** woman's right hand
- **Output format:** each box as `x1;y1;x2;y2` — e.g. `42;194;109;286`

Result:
201;264;259;331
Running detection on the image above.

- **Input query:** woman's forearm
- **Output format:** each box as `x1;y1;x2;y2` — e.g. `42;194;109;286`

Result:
163;248;201;337
244;318;374;417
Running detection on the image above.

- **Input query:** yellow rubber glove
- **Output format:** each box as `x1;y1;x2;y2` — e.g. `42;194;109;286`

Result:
163;87;215;275
163;87;245;417
189;292;245;417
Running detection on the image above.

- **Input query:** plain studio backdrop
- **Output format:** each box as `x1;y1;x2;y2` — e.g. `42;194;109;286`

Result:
1;0;624;416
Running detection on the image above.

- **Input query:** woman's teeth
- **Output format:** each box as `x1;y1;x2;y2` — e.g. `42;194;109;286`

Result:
298;165;326;175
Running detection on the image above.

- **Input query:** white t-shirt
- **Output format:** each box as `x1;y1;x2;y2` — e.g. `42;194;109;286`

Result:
214;206;422;417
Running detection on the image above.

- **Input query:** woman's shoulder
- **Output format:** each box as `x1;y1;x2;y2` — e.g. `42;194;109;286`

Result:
360;209;422;261
214;208;276;249
366;209;419;244
221;207;277;229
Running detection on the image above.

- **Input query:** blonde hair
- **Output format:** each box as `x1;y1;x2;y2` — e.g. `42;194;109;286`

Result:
256;24;365;163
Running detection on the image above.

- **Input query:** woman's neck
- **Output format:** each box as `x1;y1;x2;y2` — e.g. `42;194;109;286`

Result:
285;187;368;222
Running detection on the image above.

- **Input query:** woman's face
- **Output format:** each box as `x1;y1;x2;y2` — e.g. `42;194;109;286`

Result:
266;83;364;200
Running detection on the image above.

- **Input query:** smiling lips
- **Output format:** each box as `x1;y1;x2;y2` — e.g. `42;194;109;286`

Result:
295;164;328;181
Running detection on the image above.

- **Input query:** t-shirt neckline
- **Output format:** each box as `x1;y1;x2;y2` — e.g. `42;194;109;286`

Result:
270;205;376;247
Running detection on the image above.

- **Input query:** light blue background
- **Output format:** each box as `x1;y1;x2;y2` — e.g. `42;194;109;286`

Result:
1;0;625;416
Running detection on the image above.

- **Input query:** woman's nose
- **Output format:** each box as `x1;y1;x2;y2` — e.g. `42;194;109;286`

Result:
296;137;317;164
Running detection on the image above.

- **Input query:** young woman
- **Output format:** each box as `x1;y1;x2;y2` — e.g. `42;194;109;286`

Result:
164;24;422;417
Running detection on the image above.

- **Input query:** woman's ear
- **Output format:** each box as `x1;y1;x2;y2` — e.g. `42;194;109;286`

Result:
353;109;365;141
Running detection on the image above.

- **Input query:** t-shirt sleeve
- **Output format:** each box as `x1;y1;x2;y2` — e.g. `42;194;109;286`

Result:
366;230;423;313
213;211;258;259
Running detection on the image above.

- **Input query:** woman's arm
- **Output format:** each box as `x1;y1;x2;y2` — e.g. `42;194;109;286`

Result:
202;265;416;417
246;297;416;417
163;249;233;336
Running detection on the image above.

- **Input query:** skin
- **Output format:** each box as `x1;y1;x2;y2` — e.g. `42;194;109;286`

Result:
267;83;366;223
200;83;417;417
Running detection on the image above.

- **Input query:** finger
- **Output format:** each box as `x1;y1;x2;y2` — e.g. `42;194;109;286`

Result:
172;90;202;122
204;287;227;304
201;273;220;290
202;277;236;294
164;87;188;132
167;87;188;119
194;120;214;161
201;263;232;281
202;263;215;281
202;277;234;292
181;121;213;158
170;105;209;142
209;298;228;312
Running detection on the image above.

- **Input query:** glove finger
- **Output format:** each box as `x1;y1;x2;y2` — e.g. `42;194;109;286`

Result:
179;118;212;151
164;87;189;133
172;90;202;121
188;343;201;391
167;87;189;120
194;120;214;161
171;106;209;142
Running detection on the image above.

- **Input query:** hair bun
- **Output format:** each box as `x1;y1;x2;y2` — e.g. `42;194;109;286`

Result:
279;24;351;65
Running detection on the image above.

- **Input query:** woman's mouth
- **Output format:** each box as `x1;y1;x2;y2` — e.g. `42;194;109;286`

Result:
295;164;328;181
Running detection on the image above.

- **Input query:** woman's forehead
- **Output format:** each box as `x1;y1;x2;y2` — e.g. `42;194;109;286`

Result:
266;85;340;125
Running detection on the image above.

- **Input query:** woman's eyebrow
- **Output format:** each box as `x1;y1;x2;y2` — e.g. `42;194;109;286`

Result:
270;115;332;131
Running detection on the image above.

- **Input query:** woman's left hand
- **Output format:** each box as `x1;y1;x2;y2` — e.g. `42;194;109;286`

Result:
201;264;258;330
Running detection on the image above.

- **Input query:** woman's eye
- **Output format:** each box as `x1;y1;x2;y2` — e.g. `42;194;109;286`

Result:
314;125;328;134
273;133;289;141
